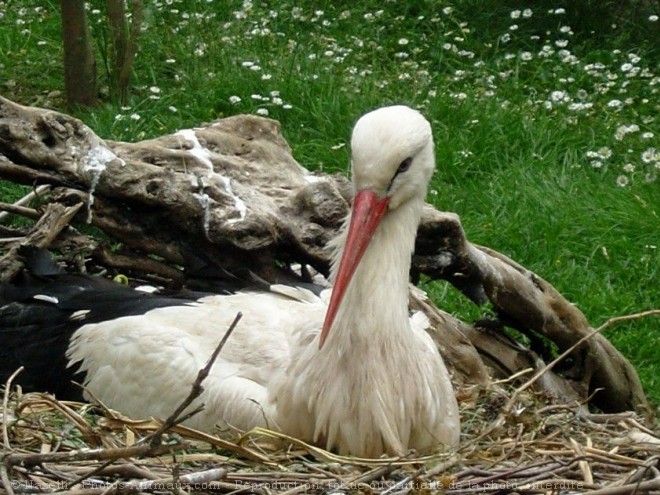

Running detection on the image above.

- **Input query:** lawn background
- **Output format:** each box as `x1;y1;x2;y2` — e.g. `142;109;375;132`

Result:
1;0;658;407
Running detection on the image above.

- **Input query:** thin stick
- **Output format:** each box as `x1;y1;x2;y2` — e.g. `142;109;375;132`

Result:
40;468;228;495
585;477;660;495
425;453;461;477
148;312;243;446
120;469;226;495
338;464;398;495
2;367;23;450
0;203;40;220
4;442;189;468
491;367;533;385
0;185;50;223
66;459;117;491
506;310;660;411
0;463;15;495
594;309;660;334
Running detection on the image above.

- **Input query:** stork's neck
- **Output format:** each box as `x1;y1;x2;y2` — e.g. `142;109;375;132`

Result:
274;193;461;457
327;196;423;347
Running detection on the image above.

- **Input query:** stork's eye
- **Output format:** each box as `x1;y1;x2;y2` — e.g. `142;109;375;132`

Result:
396;157;413;176
387;157;414;192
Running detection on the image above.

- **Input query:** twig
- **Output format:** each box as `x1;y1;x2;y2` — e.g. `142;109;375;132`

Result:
2;367;23;450
451;459;563;489
86;416;273;463
19;395;104;448
506;310;660;412
280;462;342;495
169;462;186;495
65;459;118;492
518;478;599;492
623;456;660;487
92;246;185;285
4;443;190;468
593;309;660;333
0;185;49;223
425;453;462;477
0;203;40;220
78;463;160;481
585;476;660;495
0;202;84;283
147;312;243;447
584;447;648;466
36;468;228;495
0;463;15;495
379;473;416;494
243;427;448;466
380;457;452;495
171;467;227;486
491;367;533;385
339;464;399;495
579;411;638;427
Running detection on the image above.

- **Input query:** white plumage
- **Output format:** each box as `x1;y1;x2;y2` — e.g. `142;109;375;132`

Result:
10;105;461;458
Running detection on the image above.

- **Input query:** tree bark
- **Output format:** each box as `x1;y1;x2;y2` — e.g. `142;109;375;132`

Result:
60;0;97;108
0;96;650;415
106;0;142;103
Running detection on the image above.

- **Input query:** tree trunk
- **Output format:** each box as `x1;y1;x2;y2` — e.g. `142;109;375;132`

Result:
106;0;142;103
60;0;97;108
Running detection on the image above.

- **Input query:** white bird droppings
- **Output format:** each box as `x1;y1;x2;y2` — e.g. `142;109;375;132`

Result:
177;129;247;226
193;192;212;237
80;142;123;223
176;129;214;170
220;176;247;223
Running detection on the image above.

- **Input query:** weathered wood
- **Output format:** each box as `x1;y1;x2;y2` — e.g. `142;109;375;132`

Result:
0;96;649;414
415;218;649;412
92;245;185;286
0;202;83;282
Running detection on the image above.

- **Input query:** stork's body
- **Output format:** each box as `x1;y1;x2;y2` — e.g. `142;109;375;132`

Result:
0;106;460;457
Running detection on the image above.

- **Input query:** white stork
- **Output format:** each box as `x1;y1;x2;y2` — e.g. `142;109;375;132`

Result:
0;105;460;458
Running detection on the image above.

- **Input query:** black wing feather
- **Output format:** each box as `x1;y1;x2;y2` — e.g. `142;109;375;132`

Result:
0;276;195;400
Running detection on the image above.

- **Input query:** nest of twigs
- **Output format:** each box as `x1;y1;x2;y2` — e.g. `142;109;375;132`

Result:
2;375;659;495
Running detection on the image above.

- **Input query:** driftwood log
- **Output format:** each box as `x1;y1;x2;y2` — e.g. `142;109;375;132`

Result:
0;96;649;416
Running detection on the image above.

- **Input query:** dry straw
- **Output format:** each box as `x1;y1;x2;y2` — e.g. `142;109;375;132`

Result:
2;313;659;495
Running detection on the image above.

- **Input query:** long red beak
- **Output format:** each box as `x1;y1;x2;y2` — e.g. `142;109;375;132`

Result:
319;189;389;348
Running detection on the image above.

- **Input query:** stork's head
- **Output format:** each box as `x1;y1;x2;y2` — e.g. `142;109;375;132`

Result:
319;105;436;347
350;105;435;209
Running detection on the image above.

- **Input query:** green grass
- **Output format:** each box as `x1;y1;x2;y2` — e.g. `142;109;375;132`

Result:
1;1;658;403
